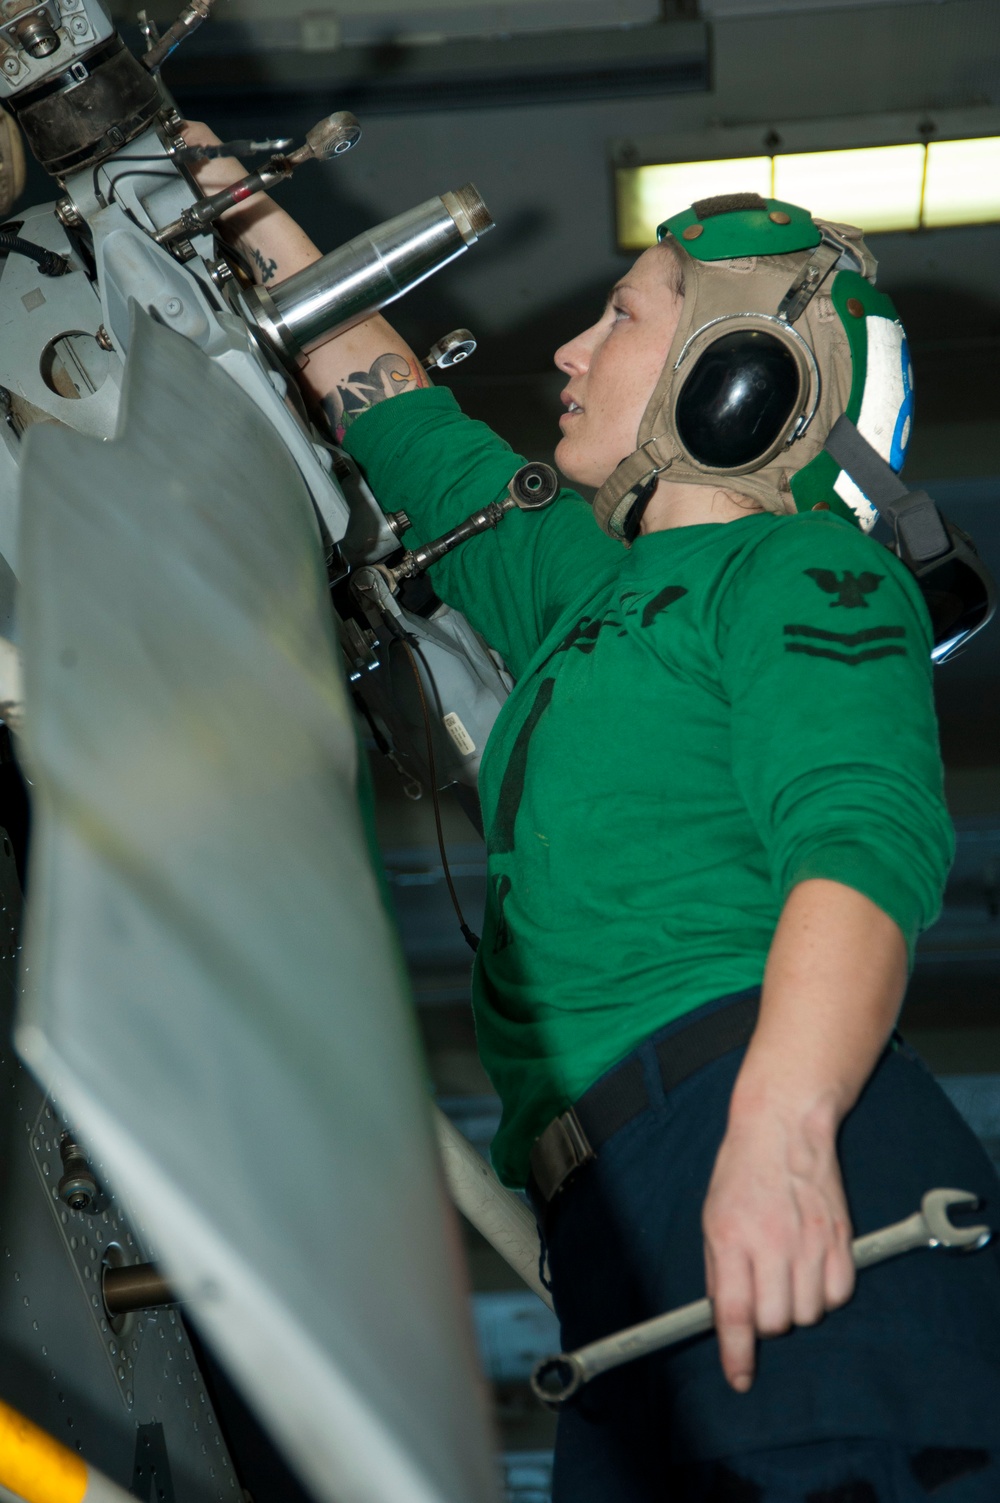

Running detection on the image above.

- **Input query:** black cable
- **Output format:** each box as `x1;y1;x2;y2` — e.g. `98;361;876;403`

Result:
105;168;177;207
400;638;480;954
0;232;67;277
92;152;171;207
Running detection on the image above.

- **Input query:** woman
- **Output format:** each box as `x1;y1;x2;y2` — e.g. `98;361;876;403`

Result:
189;132;1000;1499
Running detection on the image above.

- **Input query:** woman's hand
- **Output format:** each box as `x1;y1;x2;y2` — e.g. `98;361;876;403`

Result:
701;876;908;1393
702;1093;855;1392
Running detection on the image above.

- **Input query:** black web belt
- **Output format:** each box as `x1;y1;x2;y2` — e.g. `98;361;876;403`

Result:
527;991;760;1208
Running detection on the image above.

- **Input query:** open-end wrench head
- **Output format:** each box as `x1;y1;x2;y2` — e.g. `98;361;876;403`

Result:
921;1188;992;1251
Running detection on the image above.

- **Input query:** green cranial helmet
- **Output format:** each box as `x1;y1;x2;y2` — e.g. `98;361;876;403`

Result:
592;191;915;543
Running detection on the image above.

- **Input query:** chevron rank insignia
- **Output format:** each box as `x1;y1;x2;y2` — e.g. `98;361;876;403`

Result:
783;624;907;666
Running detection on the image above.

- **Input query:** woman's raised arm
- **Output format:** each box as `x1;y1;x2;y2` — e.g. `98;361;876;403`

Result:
181;120;430;433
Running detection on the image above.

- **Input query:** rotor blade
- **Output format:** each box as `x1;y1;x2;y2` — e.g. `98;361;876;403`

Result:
15;303;496;1503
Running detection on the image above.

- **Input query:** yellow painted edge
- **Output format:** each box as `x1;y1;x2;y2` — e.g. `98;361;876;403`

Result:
0;1399;88;1503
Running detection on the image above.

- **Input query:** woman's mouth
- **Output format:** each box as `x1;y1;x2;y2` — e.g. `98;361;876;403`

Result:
559;398;583;425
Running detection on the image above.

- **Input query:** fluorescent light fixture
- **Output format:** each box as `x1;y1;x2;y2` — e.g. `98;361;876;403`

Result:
773;143;925;233
616;157;771;251
923;136;1000;228
616;135;1000;248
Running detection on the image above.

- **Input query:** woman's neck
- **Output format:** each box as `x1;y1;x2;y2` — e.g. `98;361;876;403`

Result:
640;478;763;533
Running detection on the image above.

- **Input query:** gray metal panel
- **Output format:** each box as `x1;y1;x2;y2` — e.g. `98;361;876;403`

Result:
15;306;497;1503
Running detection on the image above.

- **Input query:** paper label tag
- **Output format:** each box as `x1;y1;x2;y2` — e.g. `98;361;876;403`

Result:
443;712;476;757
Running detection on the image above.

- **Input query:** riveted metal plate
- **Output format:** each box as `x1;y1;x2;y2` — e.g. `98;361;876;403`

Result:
28;1100;148;1407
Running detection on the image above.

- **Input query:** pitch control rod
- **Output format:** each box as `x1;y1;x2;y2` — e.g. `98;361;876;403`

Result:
154;113;361;246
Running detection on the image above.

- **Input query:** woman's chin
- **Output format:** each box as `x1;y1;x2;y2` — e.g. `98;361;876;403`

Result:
554;435;596;488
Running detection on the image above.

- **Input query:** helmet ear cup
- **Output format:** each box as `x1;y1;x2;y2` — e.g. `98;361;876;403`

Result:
674;329;803;470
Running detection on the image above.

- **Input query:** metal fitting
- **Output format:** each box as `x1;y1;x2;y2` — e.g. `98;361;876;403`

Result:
102;1261;177;1318
303;111;361;162
95;324;113;350
55;198;83;229
57;1133;99;1213
13;12;59;57
423;329;476;372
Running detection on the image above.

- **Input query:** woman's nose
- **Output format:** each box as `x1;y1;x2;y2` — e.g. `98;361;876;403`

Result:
554;329;592;377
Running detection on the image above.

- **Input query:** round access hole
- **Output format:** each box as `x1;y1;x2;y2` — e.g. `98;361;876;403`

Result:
40;332;109;400
101;1242;132;1337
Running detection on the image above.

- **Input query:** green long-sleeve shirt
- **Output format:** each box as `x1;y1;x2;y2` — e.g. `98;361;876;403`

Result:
344;388;953;1188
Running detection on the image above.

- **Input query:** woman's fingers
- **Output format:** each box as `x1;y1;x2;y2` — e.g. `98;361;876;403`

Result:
823;1216;856;1310
790;1233;827;1327
708;1245;758;1393
703;1131;858;1391
709;1226;833;1391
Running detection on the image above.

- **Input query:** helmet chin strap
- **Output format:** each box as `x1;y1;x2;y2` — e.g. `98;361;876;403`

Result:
593;428;677;541
619;470;663;543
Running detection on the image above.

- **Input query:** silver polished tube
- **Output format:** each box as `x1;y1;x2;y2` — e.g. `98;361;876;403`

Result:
245;184;493;363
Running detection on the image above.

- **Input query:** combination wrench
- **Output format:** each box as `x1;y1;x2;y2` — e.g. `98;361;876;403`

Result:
530;1187;992;1406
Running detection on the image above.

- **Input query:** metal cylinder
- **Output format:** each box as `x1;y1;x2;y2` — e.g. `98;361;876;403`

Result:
102;1261;177;1317
244;184;493;363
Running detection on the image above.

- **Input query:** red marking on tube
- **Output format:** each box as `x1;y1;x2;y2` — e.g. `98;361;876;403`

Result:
230;184;253;203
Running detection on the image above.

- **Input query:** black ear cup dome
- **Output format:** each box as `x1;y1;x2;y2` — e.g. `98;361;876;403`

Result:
675;330;802;470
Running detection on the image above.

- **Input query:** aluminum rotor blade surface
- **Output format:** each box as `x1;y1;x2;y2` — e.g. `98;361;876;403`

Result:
15;306;496;1503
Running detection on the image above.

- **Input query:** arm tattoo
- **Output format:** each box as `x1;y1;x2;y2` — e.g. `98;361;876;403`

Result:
249;246;279;284
320;352;429;443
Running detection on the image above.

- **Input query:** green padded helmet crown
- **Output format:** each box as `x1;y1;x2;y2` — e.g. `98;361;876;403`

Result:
658;192;822;261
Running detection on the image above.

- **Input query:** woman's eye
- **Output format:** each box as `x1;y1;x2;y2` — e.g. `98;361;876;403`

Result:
612;304;629;323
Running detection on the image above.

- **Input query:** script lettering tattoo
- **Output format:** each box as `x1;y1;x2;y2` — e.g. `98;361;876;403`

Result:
249;246;279;284
321;352;429;443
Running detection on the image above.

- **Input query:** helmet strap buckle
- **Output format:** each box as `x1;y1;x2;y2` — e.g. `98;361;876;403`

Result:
776;242;840;325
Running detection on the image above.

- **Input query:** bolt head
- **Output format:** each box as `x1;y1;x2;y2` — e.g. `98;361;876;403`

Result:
164;297;183;317
58;1173;96;1211
2;57;19;74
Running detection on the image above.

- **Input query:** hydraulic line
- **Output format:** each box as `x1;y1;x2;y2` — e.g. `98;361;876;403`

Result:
0;233;67;277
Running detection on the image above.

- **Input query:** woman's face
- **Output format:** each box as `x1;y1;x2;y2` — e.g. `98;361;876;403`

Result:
554;246;685;489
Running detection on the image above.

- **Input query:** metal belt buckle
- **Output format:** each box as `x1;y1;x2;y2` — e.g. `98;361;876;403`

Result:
529;1106;595;1204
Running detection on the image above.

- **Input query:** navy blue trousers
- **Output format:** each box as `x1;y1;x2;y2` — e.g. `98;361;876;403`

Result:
540;992;1000;1502
668;1441;1000;1501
